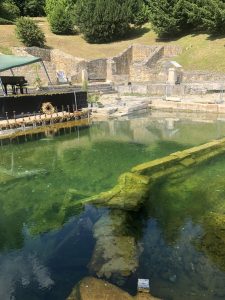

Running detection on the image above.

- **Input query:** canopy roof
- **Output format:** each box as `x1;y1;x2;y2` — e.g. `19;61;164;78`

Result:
0;54;42;72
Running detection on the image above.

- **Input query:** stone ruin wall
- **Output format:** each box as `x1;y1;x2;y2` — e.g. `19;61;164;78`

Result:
4;44;225;87
106;46;133;83
132;44;158;62
87;59;107;81
130;46;166;82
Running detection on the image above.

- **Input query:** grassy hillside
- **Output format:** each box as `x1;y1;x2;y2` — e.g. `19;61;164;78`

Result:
0;18;225;72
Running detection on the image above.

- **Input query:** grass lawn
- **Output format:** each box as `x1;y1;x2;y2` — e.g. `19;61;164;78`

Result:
0;17;225;72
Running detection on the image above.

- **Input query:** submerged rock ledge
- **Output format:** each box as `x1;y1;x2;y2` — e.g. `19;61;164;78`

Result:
67;277;161;300
70;137;225;211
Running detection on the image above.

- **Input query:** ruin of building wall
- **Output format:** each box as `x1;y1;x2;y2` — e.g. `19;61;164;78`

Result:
132;44;158;62
87;59;107;81
106;46;133;82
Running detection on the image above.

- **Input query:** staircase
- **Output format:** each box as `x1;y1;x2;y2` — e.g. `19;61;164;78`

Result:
87;82;116;94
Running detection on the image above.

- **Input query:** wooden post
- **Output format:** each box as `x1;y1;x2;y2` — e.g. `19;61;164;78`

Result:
40;61;52;85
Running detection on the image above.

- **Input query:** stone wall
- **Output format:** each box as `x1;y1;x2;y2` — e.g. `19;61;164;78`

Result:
50;49;87;83
132;44;158;62
145;46;164;67
1;62;56;86
87;59;107;81
4;44;186;86
11;47;88;85
129;46;166;82
130;66;167;83
115;82;223;96
12;47;51;61
106;46;133;83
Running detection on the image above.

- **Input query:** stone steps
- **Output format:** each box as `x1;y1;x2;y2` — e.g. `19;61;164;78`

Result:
80;83;116;94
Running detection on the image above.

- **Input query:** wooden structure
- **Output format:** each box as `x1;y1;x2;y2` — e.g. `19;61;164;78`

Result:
0;109;91;142
0;91;87;119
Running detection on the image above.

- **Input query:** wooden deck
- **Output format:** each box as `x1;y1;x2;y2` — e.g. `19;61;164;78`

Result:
0;110;91;141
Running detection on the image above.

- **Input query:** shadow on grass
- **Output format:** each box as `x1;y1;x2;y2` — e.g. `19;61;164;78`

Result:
87;25;150;45
190;29;225;41
122;26;150;41
206;34;225;41
155;29;225;43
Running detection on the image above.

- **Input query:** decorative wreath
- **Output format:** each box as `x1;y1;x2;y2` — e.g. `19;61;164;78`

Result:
41;102;55;115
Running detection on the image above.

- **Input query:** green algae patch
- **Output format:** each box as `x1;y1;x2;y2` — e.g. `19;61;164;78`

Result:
198;213;225;271
132;155;179;175
77;172;151;211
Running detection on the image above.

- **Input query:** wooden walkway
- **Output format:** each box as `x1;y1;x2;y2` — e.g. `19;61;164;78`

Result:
0;110;91;141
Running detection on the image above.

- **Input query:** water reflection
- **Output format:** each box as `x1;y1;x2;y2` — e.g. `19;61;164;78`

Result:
0;111;225;299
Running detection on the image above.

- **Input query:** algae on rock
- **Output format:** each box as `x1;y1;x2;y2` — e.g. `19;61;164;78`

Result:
74;172;151;211
197;212;225;271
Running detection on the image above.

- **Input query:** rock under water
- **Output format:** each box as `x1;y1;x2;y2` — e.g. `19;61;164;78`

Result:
66;277;161;300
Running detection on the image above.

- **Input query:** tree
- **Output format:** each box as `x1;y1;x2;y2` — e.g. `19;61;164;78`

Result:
24;0;45;17
46;0;76;34
12;0;25;15
146;0;225;37
0;0;20;22
15;17;46;47
188;0;225;34
147;0;181;37
75;0;138;43
132;2;150;27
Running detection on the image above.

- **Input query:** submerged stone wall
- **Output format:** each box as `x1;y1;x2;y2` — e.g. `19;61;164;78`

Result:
72;136;225;212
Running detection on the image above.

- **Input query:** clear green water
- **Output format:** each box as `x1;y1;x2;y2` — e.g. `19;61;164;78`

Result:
0;112;225;300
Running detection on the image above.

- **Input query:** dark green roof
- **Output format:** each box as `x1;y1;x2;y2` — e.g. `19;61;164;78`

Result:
0;55;41;72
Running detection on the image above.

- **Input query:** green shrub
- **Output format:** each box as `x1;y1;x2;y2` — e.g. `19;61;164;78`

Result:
15;17;46;47
24;0;45;17
47;0;75;34
0;0;20;21
75;0;137;43
45;0;55;15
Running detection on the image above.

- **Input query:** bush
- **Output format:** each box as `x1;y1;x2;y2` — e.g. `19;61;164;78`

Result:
15;17;46;47
24;0;45;17
75;0;137;43
0;0;20;21
46;0;75;34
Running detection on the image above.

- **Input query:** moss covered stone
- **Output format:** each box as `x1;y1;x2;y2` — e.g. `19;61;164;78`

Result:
198;213;225;271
